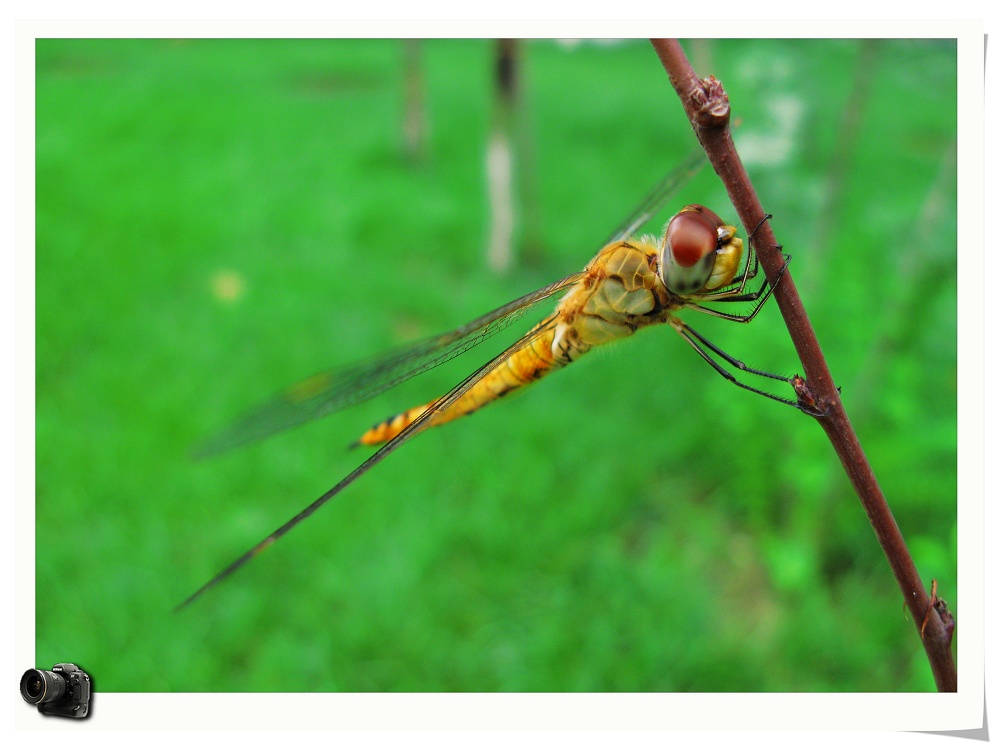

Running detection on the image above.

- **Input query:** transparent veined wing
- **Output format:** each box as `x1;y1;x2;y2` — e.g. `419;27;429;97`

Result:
605;147;707;243
194;147;708;458
177;315;563;609
194;273;585;457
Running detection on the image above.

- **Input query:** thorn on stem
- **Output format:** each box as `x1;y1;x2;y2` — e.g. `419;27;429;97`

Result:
920;579;956;645
792;374;829;417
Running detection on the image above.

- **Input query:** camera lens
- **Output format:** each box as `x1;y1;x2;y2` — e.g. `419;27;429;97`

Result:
20;669;68;705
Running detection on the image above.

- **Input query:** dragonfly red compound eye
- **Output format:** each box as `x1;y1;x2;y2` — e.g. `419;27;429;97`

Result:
665;206;719;268
660;204;722;295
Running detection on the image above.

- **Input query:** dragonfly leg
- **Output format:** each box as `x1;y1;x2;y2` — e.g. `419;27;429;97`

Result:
685;253;791;323
669;318;802;408
747;212;773;244
721;212;772;297
703;213;773;300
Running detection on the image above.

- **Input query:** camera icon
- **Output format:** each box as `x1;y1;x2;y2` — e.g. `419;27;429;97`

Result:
20;663;91;719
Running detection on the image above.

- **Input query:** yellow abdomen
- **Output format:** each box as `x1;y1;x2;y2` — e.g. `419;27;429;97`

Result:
356;320;564;446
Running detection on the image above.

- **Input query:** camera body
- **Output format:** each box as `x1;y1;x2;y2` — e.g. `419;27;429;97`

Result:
20;663;91;718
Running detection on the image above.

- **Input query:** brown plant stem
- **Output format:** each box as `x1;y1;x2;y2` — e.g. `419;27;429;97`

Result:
650;38;957;693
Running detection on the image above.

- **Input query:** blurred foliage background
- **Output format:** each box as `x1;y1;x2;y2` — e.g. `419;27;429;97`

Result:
34;38;957;692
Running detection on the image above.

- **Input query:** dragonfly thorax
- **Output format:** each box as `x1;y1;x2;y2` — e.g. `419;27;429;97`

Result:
658;204;743;297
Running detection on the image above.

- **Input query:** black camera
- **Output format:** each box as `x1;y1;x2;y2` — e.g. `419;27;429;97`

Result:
20;663;91;718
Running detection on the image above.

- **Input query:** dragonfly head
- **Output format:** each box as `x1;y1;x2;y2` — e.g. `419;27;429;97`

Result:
658;204;743;296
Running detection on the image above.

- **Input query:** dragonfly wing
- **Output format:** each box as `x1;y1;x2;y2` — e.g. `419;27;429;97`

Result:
177;316;562;609
194;271;585;457
605;147;708;243
196;147;709;458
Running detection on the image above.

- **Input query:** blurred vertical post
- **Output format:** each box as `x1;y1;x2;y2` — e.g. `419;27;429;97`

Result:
514;42;544;268
485;39;544;272
485;39;518;272
402;39;426;163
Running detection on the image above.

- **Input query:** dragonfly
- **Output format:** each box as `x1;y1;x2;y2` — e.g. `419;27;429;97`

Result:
178;149;801;611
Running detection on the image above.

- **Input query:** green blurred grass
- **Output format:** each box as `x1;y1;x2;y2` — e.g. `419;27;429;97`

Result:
34;38;957;692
